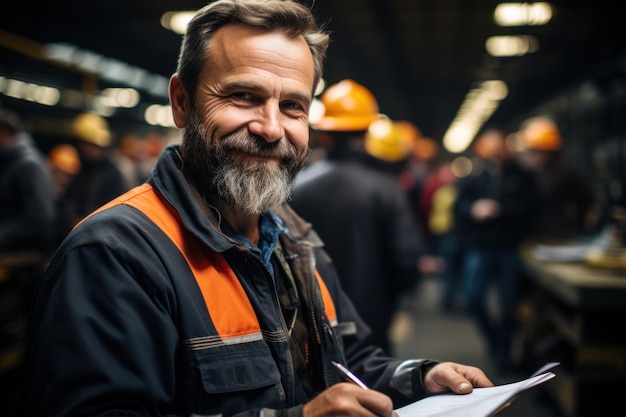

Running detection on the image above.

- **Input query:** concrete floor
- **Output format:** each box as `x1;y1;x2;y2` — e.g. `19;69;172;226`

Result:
388;275;564;417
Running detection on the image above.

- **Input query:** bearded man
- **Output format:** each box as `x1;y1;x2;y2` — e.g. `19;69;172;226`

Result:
12;1;492;416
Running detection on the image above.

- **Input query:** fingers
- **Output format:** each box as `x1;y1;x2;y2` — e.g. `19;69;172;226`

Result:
423;362;494;395
303;383;394;417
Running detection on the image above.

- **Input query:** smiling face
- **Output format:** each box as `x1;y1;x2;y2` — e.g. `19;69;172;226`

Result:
171;23;315;214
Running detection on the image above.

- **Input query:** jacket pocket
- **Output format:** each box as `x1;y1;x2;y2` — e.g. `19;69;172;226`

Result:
197;343;281;394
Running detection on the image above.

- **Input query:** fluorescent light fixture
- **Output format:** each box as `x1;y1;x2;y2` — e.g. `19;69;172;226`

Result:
44;42;169;98
0;76;60;106
443;80;508;153
494;2;554;26
145;104;176;127
99;88;140;108
161;11;197;35
485;35;538;57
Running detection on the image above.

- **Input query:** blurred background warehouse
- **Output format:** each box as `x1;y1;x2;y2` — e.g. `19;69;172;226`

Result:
1;1;626;417
2;0;626;169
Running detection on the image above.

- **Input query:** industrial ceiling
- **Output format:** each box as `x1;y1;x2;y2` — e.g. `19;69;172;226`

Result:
1;0;625;149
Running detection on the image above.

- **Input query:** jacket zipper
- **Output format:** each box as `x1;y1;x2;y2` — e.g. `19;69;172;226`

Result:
249;250;297;407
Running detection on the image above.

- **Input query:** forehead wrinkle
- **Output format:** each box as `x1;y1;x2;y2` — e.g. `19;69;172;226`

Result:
209;25;313;79
208;49;313;103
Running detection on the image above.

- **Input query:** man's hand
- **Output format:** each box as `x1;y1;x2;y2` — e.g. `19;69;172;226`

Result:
303;382;396;417
423;362;494;395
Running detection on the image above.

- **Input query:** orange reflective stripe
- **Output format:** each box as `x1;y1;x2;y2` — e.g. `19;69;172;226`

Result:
314;269;337;323
90;184;338;338
100;184;262;341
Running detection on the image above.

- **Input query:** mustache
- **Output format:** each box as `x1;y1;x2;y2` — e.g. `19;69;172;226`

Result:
218;131;298;160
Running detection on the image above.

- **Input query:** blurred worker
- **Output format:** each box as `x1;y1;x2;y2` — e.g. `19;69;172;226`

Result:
518;116;596;242
46;143;81;246
112;132;143;190
57;112;128;235
290;80;422;355
454;127;539;368
0;107;56;415
0;108;56;253
364;118;440;277
46;143;81;199
422;159;463;312
394;122;440;252
12;2;493;416
363;117;412;176
138;133;167;181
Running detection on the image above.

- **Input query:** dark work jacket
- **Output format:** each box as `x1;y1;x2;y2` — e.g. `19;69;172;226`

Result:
13;144;434;417
57;152;128;237
454;159;540;248
290;150;421;354
0;134;55;253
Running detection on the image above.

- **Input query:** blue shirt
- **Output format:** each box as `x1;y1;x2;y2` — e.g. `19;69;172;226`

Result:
221;211;283;277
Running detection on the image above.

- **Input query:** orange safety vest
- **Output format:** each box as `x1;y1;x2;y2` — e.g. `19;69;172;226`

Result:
88;183;337;347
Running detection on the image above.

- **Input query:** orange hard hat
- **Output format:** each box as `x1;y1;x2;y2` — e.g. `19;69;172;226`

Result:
520;117;562;151
48;143;81;175
395;120;422;148
412;137;439;161
473;129;507;159
365;118;411;162
311;79;380;132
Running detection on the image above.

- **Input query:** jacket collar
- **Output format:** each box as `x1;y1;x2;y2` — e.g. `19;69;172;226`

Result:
149;144;323;252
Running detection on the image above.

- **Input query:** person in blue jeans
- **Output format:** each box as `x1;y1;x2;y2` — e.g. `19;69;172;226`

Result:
454;126;540;368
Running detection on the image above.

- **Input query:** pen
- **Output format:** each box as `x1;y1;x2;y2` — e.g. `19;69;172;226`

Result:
331;360;369;390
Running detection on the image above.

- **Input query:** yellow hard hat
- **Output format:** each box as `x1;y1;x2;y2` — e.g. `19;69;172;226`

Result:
394;120;439;161
365;118;410;162
520;117;562;151
70;112;112;147
48;143;81;175
396;120;422;147
312;79;380;132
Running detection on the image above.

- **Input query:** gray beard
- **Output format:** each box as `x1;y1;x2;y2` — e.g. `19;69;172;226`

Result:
180;110;307;215
211;155;295;215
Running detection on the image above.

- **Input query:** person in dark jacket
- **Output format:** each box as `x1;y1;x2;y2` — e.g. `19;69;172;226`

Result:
0;108;56;254
291;108;423;355
454;127;540;368
0;107;56;415
55;111;128;239
518;116;596;242
12;2;493;416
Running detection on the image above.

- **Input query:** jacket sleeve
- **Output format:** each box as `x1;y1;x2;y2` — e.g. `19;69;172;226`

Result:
313;247;439;408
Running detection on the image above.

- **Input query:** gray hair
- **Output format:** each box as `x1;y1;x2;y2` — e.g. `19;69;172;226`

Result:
175;0;330;103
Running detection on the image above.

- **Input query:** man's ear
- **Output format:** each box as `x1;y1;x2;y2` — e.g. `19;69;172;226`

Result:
169;74;190;128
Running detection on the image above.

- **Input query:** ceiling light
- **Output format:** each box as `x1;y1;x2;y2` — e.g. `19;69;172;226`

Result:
161;11;196;35
443;80;508;153
0;76;60;106
99;88;140;108
485;35;538;57
44;42;169;97
145;104;175;127
494;2;554;26
308;98;325;125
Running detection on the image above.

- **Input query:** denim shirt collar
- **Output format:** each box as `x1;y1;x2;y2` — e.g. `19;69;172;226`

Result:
221;211;284;277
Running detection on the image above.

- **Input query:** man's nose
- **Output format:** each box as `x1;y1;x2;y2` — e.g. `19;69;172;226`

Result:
249;103;284;143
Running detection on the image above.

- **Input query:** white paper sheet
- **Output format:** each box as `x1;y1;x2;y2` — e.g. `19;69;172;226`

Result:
394;363;558;417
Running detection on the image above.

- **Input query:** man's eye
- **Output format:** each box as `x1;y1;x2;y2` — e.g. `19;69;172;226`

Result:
232;92;253;101
282;101;305;111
